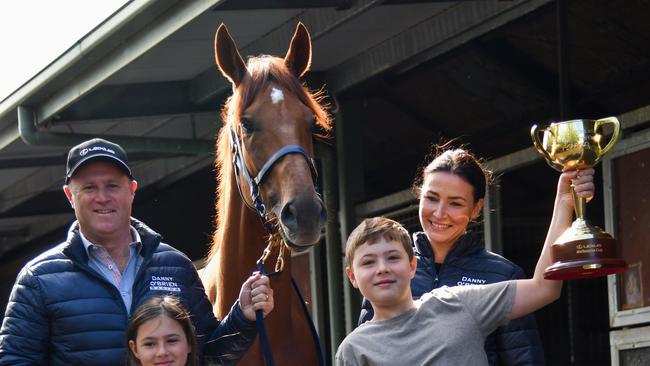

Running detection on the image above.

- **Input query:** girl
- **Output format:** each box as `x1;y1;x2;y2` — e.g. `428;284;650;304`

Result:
127;296;198;366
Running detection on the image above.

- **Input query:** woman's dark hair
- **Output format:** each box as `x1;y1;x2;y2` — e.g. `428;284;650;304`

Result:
414;143;492;202
126;296;199;366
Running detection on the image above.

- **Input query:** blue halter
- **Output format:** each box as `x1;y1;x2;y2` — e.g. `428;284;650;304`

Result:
228;126;318;233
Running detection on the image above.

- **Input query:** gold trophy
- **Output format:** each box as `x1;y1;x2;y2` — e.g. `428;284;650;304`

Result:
531;117;627;280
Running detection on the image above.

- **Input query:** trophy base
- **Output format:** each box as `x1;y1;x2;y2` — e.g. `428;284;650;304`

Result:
544;258;628;280
544;220;628;280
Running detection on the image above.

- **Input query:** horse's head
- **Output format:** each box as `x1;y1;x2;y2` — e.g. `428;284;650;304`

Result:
215;23;331;249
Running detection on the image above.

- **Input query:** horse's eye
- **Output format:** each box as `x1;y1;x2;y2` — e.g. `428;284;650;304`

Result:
240;118;255;134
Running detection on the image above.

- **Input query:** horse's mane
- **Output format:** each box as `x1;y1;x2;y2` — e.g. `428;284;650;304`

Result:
208;55;332;260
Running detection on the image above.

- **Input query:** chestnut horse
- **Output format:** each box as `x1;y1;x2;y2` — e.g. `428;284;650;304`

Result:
200;23;331;365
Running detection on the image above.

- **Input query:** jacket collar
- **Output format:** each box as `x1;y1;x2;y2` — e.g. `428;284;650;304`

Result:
413;230;484;262
63;217;162;264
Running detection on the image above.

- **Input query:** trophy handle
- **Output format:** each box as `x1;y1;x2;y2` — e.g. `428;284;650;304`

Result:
531;124;563;171
595;117;621;156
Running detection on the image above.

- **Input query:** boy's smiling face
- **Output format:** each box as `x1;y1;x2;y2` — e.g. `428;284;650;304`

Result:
346;237;417;318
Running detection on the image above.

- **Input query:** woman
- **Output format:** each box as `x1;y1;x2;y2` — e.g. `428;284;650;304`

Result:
127;296;198;366
359;146;546;365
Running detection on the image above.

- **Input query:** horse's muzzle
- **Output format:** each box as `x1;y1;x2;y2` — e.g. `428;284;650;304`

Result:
279;195;327;249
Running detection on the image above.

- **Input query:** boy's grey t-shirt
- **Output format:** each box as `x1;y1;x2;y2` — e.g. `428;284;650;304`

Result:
336;280;515;366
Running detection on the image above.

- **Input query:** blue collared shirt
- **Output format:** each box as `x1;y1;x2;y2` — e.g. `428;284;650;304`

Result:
80;227;143;315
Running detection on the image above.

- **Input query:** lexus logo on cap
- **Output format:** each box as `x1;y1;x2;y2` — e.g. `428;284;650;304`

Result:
79;146;116;156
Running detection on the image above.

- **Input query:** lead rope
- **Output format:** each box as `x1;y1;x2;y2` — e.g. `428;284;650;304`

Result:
291;276;326;366
256;245;280;366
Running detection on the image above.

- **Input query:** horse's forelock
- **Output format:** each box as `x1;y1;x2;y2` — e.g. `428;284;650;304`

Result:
244;56;332;132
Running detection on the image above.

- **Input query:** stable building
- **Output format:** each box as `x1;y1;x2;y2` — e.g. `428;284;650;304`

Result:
1;1;650;364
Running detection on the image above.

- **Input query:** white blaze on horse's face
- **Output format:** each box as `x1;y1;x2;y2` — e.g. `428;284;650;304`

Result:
270;87;284;104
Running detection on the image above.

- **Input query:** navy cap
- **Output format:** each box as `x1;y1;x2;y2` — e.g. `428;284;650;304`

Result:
65;138;133;184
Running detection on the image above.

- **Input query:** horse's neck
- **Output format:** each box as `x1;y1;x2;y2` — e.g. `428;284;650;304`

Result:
209;177;265;316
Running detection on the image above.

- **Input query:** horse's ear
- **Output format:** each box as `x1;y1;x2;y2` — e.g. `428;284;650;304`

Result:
215;23;248;87
284;22;312;78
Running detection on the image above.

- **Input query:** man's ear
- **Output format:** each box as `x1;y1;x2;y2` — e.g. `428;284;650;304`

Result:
345;266;359;289
130;180;138;196
63;185;74;208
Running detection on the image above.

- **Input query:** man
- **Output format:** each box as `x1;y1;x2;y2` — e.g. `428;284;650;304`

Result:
0;138;273;365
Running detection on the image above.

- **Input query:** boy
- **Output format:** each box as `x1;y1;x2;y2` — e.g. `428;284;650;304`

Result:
336;169;594;365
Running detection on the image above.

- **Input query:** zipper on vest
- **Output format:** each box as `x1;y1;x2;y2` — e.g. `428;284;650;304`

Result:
128;251;155;314
431;262;439;288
